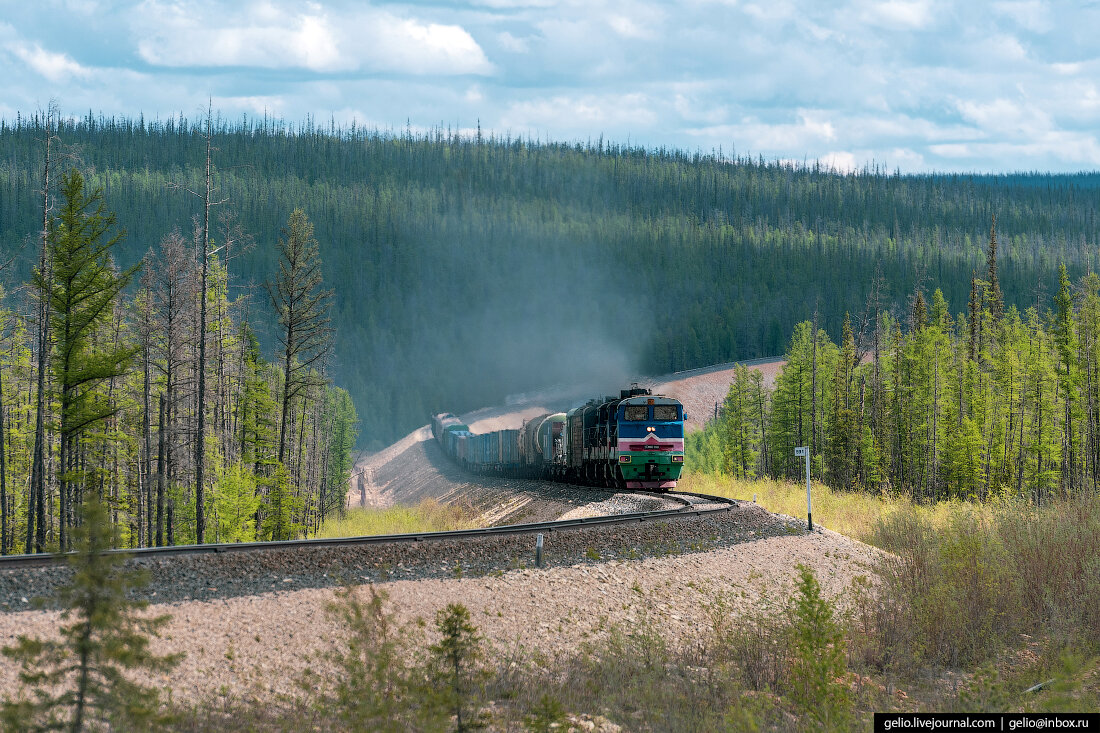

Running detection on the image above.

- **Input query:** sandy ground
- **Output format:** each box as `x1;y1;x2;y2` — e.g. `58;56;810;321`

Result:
0;526;879;705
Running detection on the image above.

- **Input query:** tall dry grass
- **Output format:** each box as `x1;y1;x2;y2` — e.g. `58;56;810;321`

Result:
677;472;961;541
865;492;1100;668
682;472;1100;669
316;499;475;538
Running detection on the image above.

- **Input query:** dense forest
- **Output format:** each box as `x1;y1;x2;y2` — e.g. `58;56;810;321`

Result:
2;111;1099;449
691;223;1100;502
0;110;357;554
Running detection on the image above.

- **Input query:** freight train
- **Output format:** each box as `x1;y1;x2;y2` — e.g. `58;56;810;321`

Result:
431;386;685;491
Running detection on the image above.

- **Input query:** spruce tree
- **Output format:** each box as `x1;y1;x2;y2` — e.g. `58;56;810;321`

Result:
788;565;850;732
429;603;488;732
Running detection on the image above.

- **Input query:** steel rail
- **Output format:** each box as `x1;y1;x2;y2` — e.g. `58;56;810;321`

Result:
0;491;741;569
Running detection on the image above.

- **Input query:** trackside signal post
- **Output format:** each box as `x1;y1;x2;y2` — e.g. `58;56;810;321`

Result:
794;446;812;530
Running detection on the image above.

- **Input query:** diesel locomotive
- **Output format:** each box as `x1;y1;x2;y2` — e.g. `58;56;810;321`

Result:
431;386;685;491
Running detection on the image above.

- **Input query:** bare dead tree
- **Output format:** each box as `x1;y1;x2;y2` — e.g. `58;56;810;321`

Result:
27;103;60;553
144;231;196;545
167;103;229;544
268;209;334;465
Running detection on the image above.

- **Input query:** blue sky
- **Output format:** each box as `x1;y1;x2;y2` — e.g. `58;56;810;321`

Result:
2;0;1099;173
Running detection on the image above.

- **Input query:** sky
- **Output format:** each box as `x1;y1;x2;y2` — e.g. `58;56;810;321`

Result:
2;0;1099;174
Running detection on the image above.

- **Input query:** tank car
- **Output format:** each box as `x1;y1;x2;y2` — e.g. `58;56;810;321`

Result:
519;412;566;478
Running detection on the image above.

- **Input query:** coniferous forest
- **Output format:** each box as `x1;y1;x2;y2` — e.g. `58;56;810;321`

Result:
0;111;357;554
692;223;1100;504
3;112;1100;453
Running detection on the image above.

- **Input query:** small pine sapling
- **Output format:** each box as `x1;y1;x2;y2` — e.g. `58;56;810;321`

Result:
1;496;182;732
787;564;851;732
429;603;490;732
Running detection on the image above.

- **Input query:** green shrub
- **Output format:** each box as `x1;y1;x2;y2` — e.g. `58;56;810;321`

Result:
301;585;442;732
867;493;1100;670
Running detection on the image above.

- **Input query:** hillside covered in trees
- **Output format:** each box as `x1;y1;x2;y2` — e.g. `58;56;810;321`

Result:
2;112;1099;449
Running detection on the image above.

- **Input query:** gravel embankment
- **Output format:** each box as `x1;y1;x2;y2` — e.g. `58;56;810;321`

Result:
0;503;883;705
2;501;781;608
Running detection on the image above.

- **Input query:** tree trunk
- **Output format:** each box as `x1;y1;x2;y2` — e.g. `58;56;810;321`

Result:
194;111;213;545
28;107;54;554
143;290;153;548
157;395;165;547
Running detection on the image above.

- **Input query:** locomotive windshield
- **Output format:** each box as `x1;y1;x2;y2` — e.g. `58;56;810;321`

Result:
624;405;648;421
653;405;679;421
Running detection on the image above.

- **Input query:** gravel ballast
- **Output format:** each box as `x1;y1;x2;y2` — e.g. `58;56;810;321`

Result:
0;503;883;705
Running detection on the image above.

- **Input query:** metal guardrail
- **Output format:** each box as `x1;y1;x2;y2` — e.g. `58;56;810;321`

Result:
665;356;784;380
0;492;741;569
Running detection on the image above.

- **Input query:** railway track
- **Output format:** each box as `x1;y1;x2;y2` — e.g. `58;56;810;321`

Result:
0;491;742;570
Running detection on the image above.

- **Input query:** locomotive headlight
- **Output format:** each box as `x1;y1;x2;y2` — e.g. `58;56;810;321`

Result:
619;455;631;463
646;426;655;432
672;455;684;463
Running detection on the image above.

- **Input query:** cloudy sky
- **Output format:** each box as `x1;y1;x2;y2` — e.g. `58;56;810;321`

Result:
2;0;1098;173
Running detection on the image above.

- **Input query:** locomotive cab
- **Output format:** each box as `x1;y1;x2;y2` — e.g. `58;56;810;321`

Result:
614;395;685;490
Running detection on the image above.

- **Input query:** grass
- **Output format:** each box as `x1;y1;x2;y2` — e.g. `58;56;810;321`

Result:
677;471;962;542
315;499;475;538
683;471;1100;685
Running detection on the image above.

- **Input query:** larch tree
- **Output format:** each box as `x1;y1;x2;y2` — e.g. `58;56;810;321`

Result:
37;170;138;552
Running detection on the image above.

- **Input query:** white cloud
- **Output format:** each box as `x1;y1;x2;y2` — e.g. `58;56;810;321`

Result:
133;2;492;76
607;15;650;39
672;91;727;125
368;15;492;75
992;0;1052;33
136;4;346;71
688;110;837;150
8;43;90;81
819;151;858;172
211;94;286;116
498;31;529;53
983;33;1029;62
741;0;798;22
856;0;935;29
955;97;1052;137
930;132;1100;167
1051;62;1081;75
502;93;657;130
470;0;559;7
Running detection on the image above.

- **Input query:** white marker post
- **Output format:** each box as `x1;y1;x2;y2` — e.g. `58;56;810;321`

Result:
794;446;812;530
